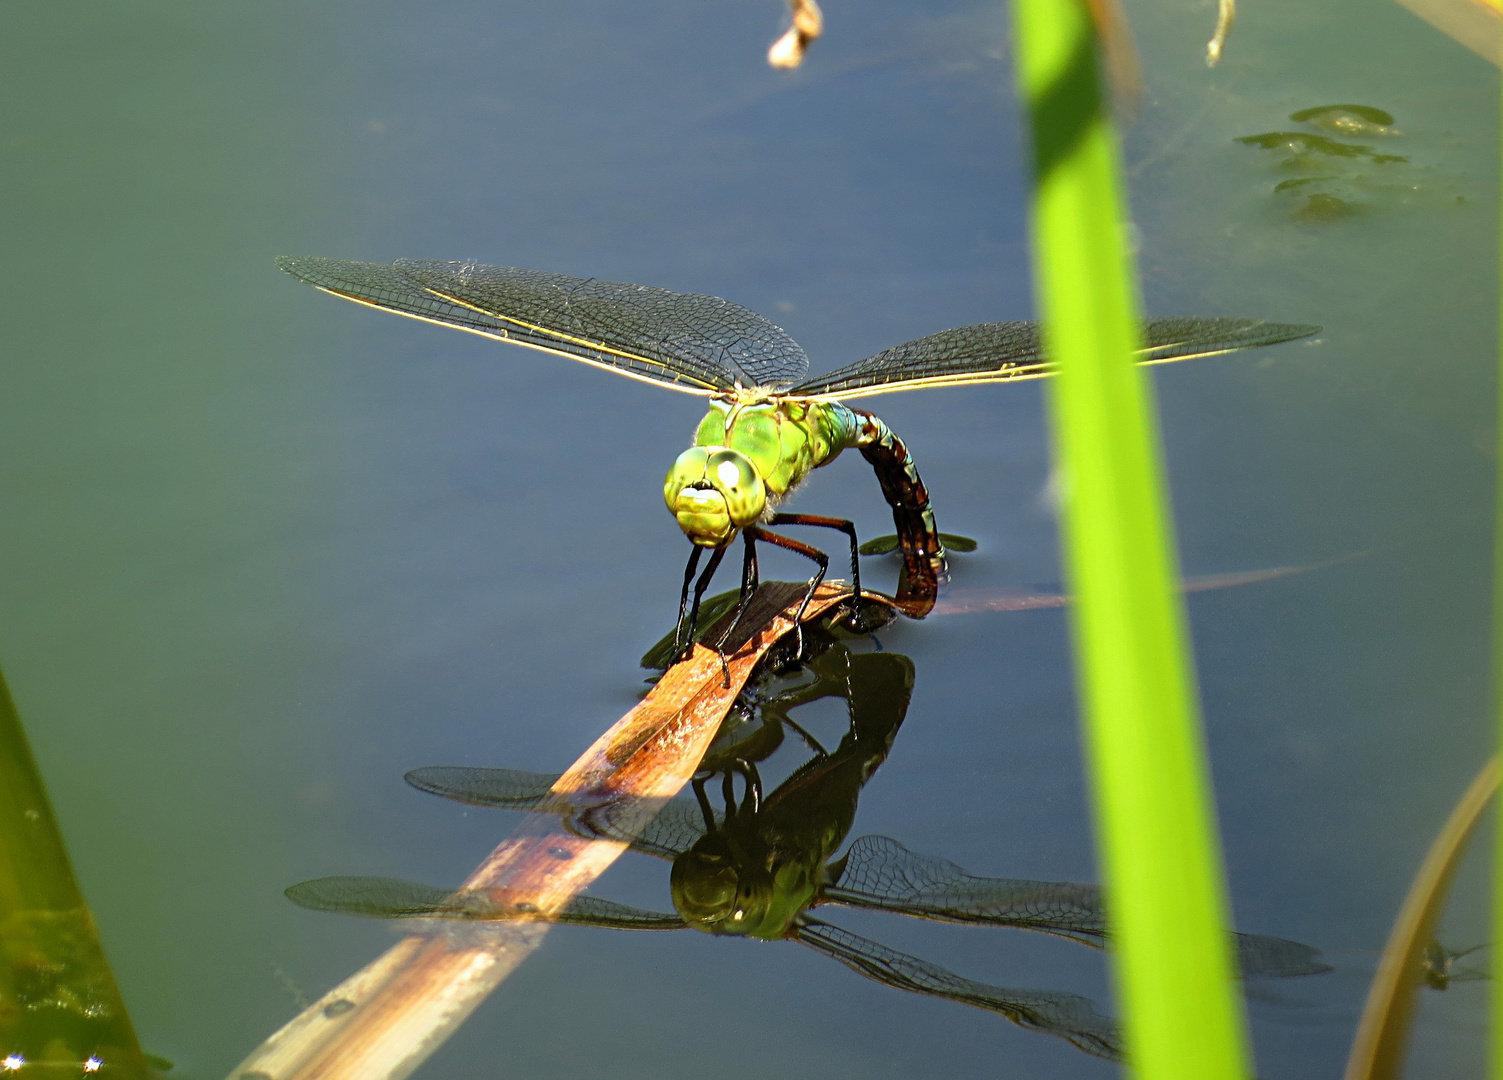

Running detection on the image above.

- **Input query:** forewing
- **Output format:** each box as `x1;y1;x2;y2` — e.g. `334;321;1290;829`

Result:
405;766;560;810
1233;933;1333;979
826;835;1106;944
575;796;713;860
792;317;1319;400
284;875;685;929
404;765;707;859
794;920;1121;1060
275;256;810;392
286;876;481;919
827;837;1330;977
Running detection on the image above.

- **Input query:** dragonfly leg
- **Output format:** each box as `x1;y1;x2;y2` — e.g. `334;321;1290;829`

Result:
720;769;738;821
781;715;828;757
709;531;763;683
691;776;718;832
765;513;861;605
673;544;705;655
678;544;728;662
735;758;763;814
740;527;760;599
744;526;829;659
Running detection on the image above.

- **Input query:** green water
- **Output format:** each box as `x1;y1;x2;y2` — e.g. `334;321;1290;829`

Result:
0;0;1497;1076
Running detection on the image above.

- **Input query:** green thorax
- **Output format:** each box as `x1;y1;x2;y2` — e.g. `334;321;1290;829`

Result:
693;396;859;500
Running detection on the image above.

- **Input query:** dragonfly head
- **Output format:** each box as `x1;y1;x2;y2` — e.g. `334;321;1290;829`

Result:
664;446;766;547
669;833;817;941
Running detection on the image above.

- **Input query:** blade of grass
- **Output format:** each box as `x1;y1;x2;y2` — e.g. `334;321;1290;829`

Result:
0;665;152;1074
1492;66;1503;1080
1012;1;1251;1076
1345;755;1499;1080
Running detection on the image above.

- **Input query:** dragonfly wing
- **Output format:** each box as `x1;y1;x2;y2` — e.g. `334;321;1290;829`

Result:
275;256;811;392
577;795;713;860
825;835;1106;944
285;876;496;919
403;766;708;859
285;875;686;929
794;919;1121;1060
556;895;687;930
829;837;1330;976
790;318;1319;401
1233;932;1333;978
404;766;560;810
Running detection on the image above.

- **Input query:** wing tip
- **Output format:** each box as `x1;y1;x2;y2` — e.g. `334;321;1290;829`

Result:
1259;320;1322;345
275;253;391;290
273;253;319;277
274;253;348;287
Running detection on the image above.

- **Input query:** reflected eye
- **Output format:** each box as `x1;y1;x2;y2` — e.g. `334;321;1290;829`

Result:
716;459;743;488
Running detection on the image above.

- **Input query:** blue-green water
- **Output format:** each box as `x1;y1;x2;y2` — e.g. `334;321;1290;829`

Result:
0;0;1497;1076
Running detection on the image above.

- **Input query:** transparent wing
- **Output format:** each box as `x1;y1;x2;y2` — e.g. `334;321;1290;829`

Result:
284;876;687;930
404;766;710;860
790;318;1320;401
826;837;1330;977
825;835;1106;945
404;766;561;810
276;255;812;393
794;919;1121;1060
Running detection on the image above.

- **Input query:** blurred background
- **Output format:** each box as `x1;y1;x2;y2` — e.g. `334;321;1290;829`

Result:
0;0;1496;1075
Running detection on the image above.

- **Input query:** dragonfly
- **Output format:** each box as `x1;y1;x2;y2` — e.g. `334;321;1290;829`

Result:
1421;939;1489;990
287;630;1329;1059
275;255;1319;650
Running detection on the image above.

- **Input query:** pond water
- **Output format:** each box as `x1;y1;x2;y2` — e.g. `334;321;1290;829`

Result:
0;0;1497;1076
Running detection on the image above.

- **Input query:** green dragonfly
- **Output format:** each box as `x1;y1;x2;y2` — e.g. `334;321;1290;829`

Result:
275;256;1318;646
287;625;1328;1059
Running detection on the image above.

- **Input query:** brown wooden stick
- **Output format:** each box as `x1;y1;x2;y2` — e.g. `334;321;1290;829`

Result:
225;582;855;1080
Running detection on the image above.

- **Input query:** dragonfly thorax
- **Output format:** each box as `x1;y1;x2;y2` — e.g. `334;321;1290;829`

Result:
664;396;861;548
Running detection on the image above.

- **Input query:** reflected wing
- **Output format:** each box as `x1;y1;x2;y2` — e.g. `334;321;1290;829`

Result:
285;876;687;930
276;256;812;393
826;836;1106;944
790;318;1319;400
1233;933;1332;979
794;919;1121;1060
827;837;1330;977
404;766;710;860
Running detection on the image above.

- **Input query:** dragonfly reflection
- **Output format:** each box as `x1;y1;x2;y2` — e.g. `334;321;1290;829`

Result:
288;616;1328;1060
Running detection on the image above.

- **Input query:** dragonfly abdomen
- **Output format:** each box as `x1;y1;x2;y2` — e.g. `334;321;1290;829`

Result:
849;409;947;617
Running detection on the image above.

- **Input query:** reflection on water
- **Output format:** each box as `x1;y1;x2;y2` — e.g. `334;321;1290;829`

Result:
1287;105;1398;137
1234;104;1465;220
287;605;1328;1063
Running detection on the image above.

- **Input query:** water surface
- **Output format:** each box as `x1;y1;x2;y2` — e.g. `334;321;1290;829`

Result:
0;0;1496;1075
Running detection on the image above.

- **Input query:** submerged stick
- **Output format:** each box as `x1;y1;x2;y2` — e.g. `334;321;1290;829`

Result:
1343;755;1499;1080
225;581;856;1080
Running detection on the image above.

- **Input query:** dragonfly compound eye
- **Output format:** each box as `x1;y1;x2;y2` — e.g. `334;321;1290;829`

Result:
670;848;741;930
664;446;766;547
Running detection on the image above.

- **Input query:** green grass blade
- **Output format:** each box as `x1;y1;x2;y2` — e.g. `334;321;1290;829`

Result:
1012;0;1252;1076
1492;67;1503;1080
0;666;152;1072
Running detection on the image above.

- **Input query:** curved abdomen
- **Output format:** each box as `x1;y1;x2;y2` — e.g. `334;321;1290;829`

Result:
849;408;947;617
